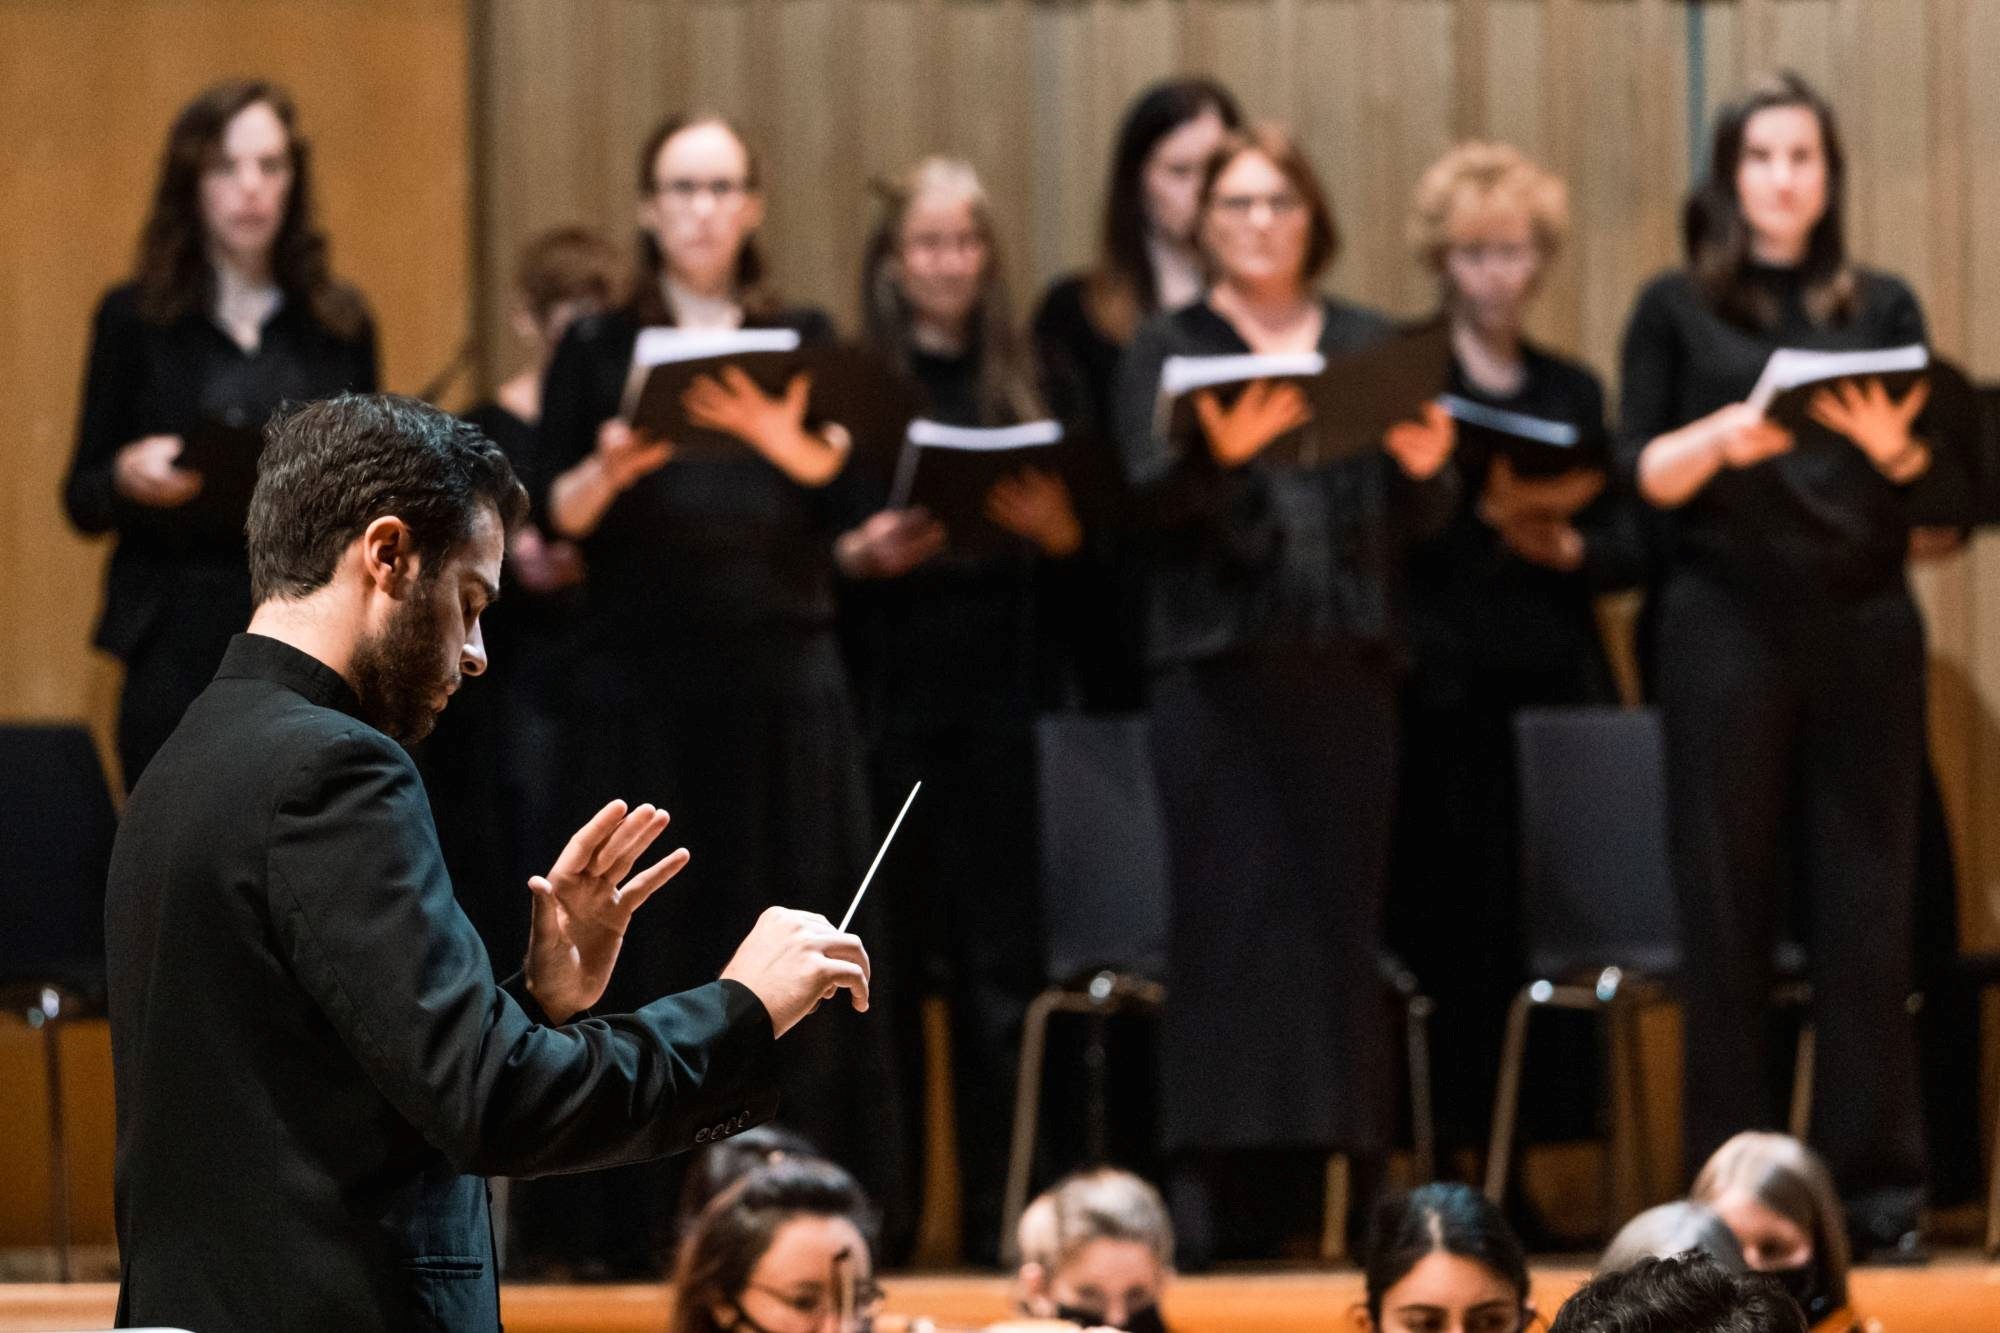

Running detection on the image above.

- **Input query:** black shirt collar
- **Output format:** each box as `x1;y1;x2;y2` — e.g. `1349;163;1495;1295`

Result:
214;632;363;718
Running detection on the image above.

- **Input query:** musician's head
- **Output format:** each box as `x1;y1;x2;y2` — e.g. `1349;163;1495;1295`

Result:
672;1156;882;1333
1359;1183;1531;1333
1015;1168;1174;1332
247;393;526;744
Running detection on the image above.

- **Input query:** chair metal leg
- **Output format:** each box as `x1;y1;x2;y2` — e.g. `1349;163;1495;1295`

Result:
1987;1096;2000;1256
1319;1153;1350;1264
1405;992;1437;1185
1484;986;1538;1204
1786;1022;1816;1143
1605;1002;1645;1228
42;1008;73;1283
999;989;1063;1265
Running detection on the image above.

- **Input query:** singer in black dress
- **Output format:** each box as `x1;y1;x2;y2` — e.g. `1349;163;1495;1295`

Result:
1391;144;1645;1158
531;114;904;1272
1619;75;1935;1251
425;227;619;974
1031;77;1241;712
837;158;1087;1263
64;81;376;789
1114;126;1457;1261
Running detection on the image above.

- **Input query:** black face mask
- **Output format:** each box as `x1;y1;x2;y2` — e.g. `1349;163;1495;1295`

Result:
1055;1302;1167;1333
1770;1261;1834;1324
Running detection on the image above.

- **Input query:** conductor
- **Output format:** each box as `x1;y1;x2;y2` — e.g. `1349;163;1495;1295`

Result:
104;393;872;1331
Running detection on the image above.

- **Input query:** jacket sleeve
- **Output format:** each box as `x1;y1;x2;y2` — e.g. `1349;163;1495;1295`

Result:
64;289;148;536
265;726;780;1178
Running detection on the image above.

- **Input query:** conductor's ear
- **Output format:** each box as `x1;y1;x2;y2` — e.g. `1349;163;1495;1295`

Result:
358;515;420;596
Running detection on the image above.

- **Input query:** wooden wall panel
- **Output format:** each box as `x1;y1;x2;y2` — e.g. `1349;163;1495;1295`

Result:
471;0;2000;1219
0;0;471;1247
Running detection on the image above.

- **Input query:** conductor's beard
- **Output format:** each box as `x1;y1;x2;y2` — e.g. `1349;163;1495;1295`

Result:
350;577;458;746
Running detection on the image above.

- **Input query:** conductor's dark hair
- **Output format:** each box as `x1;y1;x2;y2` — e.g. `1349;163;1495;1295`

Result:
1084;76;1243;342
631;113;775;323
247;393;527;602
670;1157;879;1333
1547;1256;1808;1333
134;79;368;338
675;1124;825;1232
1364;1183;1529;1324
1685;69;1856;329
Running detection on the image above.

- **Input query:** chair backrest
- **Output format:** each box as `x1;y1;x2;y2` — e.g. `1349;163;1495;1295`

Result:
1034;712;1171;984
1513;706;1679;980
0;724;117;994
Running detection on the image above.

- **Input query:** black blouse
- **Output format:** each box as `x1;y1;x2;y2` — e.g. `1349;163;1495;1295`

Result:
1113;296;1458;668
846;344;1047;733
1407;342;1645;689
1616;265;1928;603
1032;273;1126;439
534;305;857;650
63;282;378;655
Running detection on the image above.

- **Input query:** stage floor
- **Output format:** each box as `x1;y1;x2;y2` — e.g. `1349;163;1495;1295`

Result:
3;1262;1998;1332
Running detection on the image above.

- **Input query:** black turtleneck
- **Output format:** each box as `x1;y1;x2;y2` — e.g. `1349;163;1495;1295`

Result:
1616;263;1927;603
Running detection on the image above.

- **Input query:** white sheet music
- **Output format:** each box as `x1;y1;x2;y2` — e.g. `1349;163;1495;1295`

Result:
1159;351;1327;399
1746;343;1927;414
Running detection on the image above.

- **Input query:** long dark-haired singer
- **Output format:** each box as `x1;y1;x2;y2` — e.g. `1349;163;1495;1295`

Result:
1032;77;1242;711
529;113;904;1274
63;80;378;790
839;156;1084;1263
1114;124;1458;1264
1619;71;1932;1256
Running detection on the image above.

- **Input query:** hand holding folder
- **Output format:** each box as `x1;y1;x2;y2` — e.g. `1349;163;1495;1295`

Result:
889;418;1071;555
621;329;918;474
1158;322;1452;469
172;417;266;540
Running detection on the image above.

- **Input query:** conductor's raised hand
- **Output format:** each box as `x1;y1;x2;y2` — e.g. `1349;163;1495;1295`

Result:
721;906;871;1038
1384;401;1457;480
525;799;690;1024
593;418;674;491
1195;380;1312;468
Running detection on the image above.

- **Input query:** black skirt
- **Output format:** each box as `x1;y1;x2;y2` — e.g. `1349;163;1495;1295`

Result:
1150;647;1399;1155
551;626;910;1222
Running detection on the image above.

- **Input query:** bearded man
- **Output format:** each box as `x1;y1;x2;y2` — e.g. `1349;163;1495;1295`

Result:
105;393;870;1331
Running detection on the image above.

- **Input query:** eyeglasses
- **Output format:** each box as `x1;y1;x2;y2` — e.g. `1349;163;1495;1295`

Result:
901;230;987;259
1211;191;1306;220
741;1277;886;1327
1447;240;1539;269
655;177;753;206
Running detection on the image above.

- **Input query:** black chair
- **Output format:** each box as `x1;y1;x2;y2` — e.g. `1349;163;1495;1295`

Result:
1483;707;1813;1231
1000;713;1436;1261
0;723;118;1282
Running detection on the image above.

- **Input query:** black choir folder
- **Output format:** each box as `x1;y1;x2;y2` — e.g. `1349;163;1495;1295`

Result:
621;327;919;460
1739;341;1997;524
1439;395;1595;476
173;417;266;541
890;418;1065;553
1747;342;1930;431
1156;322;1452;468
